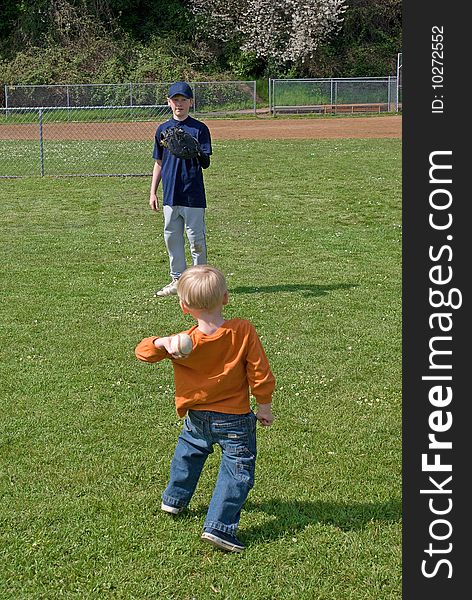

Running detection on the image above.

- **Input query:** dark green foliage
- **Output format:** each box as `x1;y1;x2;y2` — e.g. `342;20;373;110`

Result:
0;2;23;40
305;0;402;77
0;0;402;84
106;0;193;40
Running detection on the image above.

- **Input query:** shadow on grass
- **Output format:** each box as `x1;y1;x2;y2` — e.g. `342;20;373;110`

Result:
240;498;401;541
231;283;358;297
185;497;401;542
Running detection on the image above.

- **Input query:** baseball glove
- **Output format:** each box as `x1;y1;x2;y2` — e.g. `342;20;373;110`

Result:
159;127;202;159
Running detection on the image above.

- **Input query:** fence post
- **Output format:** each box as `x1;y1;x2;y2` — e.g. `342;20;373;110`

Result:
39;109;44;177
130;82;133;106
4;85;8;117
66;85;71;122
396;52;402;112
268;79;271;116
253;80;257;115
395;75;398;112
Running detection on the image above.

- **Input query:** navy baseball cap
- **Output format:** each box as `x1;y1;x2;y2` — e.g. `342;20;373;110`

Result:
168;81;193;99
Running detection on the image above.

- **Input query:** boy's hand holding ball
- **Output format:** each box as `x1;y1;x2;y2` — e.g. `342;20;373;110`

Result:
153;333;193;359
169;333;193;359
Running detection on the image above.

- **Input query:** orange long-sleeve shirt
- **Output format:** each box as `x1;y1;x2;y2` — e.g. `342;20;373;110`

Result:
135;318;275;417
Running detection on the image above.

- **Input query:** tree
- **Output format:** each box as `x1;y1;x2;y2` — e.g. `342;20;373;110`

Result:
306;0;402;77
190;0;346;66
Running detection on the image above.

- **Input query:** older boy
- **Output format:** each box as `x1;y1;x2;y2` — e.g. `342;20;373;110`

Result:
150;81;212;297
135;265;275;552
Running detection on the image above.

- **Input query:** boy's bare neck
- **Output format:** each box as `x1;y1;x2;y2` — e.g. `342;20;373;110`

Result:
195;311;225;335
173;113;189;121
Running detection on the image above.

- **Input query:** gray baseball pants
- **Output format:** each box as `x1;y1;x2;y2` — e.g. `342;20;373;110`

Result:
163;205;207;280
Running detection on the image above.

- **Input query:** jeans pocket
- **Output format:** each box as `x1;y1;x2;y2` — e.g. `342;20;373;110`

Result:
183;416;192;432
217;420;256;487
234;449;256;486
183;413;202;436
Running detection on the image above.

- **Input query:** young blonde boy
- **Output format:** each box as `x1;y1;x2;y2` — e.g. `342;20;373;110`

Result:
135;265;275;552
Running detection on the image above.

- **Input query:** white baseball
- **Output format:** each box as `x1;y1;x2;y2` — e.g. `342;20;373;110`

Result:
170;333;193;357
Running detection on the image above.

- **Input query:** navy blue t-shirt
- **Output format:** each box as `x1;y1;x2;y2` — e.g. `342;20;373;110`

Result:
152;116;212;208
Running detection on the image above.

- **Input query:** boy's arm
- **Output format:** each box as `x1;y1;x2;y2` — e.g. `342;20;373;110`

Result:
245;325;276;426
135;336;168;363
135;336;187;363
197;124;212;169
197;153;210;169
149;160;162;211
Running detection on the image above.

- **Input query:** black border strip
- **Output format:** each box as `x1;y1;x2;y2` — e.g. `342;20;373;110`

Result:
403;2;469;597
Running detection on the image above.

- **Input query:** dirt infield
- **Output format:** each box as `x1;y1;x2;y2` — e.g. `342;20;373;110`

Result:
210;115;401;140
1;115;401;141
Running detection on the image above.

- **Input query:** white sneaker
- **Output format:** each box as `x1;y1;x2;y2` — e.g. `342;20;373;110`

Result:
154;279;178;297
161;502;184;515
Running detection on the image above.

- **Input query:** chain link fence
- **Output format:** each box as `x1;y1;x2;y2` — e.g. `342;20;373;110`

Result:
1;76;402;178
3;81;258;114
269;77;400;115
1;81;257;177
1;105;169;177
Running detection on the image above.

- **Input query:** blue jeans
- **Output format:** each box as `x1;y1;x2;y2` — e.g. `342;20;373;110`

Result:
162;410;257;535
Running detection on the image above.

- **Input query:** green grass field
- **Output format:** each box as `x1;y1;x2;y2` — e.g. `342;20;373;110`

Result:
0;138;402;599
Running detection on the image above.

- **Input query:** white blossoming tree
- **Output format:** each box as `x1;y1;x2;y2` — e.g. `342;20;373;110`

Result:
190;0;346;66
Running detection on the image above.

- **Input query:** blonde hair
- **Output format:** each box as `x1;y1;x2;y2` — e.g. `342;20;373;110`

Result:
177;265;227;310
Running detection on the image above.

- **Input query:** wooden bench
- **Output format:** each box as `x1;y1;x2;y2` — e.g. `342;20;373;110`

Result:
333;103;385;114
274;103;389;115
